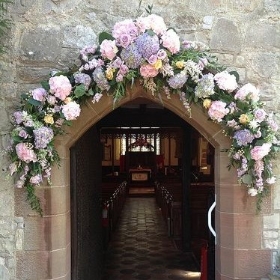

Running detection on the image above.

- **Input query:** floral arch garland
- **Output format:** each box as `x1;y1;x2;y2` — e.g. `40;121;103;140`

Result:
7;13;279;215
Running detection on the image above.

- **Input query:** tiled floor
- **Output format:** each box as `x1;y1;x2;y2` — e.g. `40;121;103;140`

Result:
102;197;201;280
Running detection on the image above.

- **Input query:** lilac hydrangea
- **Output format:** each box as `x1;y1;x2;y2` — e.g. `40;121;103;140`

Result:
167;71;188;89
120;43;144;69
92;67;110;91
33;127;54;149
74;73;92;89
233;129;255;146
135;33;160;60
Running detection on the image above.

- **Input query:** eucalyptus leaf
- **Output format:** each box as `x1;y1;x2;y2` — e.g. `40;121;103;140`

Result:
99;31;114;44
41;80;50;91
229;70;240;83
242;174;253;185
74;84;86;98
28;98;42;107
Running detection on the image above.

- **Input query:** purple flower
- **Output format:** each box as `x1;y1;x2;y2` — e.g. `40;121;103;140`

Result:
120;43;144;69
135;33;160;60
119;34;132;48
13;111;24;124
19;129;29;139
254;109;266;122
92;67;110;91
157;49;167;60
111;57;123;68
112;19;139;45
30;174;43;185
233;129;255;146
74;73;92;89
33;127;54;149
32;88;47;102
167;71;188;89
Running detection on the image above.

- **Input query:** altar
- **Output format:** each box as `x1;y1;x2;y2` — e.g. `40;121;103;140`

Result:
129;168;152;182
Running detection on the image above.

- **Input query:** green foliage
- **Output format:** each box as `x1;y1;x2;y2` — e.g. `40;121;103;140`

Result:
99;31;114;45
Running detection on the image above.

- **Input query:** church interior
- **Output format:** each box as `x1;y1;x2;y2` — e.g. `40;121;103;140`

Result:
96;98;216;279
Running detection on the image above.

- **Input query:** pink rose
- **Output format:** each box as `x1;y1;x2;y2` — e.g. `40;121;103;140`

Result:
254;109;266;122
32;88;47;102
61;101;81;120
15;143;37;163
140;64;159;78
250;143;272;161
113;19;139;42
157;49;167;60
214;71;238;92
208;101;229;122
147;54;157;65
119;34;132;48
49;75;72;101
100;39;118;60
161;29;180;54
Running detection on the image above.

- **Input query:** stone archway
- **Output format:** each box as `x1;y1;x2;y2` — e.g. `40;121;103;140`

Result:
15;84;272;280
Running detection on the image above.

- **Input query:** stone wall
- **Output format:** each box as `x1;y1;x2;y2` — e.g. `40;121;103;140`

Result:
0;0;279;279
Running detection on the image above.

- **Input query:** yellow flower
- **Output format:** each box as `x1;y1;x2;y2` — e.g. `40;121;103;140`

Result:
239;114;249;124
106;68;115;80
64;97;72;104
44;114;54;125
153;59;163;70
203;99;212;109
175;60;185;69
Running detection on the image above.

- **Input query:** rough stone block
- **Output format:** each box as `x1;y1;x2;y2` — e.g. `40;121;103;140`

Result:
210;18;241;53
264;214;280;230
20;27;63;63
245;23;280;49
63;25;97;49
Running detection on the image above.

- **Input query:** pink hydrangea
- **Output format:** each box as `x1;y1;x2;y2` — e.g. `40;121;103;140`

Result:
32;88;47;102
234;83;259;102
100;39;118;60
140;64;158;78
49;75;72;101
15;143;37;163
214;71;238;92
161;29;180;54
208;101;229;122
250;143;272;161
61;101;81;120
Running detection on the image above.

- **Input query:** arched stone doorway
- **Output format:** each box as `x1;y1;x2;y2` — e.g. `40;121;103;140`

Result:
15;84;272;279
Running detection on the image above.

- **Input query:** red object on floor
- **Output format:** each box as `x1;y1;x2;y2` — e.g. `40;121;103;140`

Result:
200;243;208;280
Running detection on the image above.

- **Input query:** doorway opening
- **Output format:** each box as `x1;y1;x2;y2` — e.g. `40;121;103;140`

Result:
70;98;216;279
